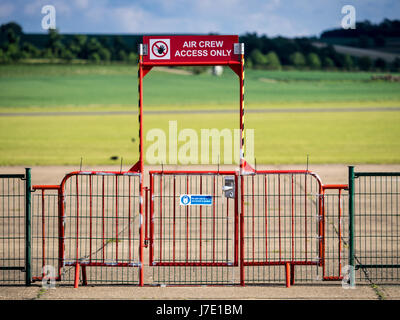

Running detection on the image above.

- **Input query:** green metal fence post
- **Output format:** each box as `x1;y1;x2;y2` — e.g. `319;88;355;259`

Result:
348;166;355;287
25;168;32;286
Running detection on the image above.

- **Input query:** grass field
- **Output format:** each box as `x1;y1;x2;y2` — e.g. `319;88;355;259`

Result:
1;64;400;111
0;64;399;165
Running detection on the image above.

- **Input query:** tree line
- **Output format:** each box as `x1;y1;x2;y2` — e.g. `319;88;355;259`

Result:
1;21;399;72
321;19;400;48
241;32;399;72
0;22;138;64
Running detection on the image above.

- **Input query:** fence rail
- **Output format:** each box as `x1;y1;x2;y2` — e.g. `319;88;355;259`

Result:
349;167;400;284
0;169;30;285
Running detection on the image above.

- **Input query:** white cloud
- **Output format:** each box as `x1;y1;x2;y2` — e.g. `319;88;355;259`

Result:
24;0;72;16
0;3;15;19
74;0;90;10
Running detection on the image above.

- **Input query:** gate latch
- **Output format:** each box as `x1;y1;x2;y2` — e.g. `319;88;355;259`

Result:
223;176;235;198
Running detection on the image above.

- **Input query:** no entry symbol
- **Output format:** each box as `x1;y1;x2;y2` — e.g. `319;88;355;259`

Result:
149;39;170;60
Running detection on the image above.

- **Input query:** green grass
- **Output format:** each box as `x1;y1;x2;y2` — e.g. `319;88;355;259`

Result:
0;111;399;165
0;64;399;165
0;64;399;111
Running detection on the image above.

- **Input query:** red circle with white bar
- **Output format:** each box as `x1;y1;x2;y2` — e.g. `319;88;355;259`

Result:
151;41;169;58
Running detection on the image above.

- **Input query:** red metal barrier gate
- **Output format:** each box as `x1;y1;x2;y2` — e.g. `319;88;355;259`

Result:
240;171;323;285
27;169;346;287
31;171;142;287
149;171;239;285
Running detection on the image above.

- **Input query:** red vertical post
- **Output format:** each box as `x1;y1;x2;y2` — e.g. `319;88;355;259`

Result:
251;175;255;262
186;176;189;263
58;187;64;280
74;263;80;289
89;175;92;264
173;176;176;262
115;175;119;262
102;176;105;263
128;178;132;260
234;174;239;266
75;176;79;267
240;175;245;286
159;175;163;263
321;188;325;271
338;189;342;278
200;176;202;263
149;174;154;266
226;193;229;263
75;176;80;287
239;47;245;285
291;174;294;262
304;173;308;261
264;175;268;262
212;176;216;263
41;190;45;277
278;175;282;262
239;45;245;174
318;185;323;267
138;49;144;286
285;262;291;288
144;187;149;247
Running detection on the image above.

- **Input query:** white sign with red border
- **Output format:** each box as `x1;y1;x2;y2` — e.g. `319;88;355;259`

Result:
149;39;170;60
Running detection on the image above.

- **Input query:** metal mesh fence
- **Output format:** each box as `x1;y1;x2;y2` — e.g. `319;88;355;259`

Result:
353;173;400;283
31;190;59;284
7;167;400;287
0;174;26;285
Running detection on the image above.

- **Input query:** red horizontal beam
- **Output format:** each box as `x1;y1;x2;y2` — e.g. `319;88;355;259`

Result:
149;170;236;175
63;262;140;267
253;170;311;174
153;262;235;267
243;261;319;266
323;276;343;281
142;61;241;67
32;185;60;190
65;170;140;176
322;184;348;190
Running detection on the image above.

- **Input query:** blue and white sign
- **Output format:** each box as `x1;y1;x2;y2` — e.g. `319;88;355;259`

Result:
180;195;213;206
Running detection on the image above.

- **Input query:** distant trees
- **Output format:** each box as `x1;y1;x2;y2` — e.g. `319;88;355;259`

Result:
250;49;268;67
248;49;282;70
0;22;139;64
343;54;354;70
289;52;306;67
265;51;281;69
358;56;372;71
321;19;399;52
242;32;395;72
321;19;400;39
306;53;321;69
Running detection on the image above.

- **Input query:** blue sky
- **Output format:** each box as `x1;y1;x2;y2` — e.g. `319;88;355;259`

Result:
0;0;399;37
